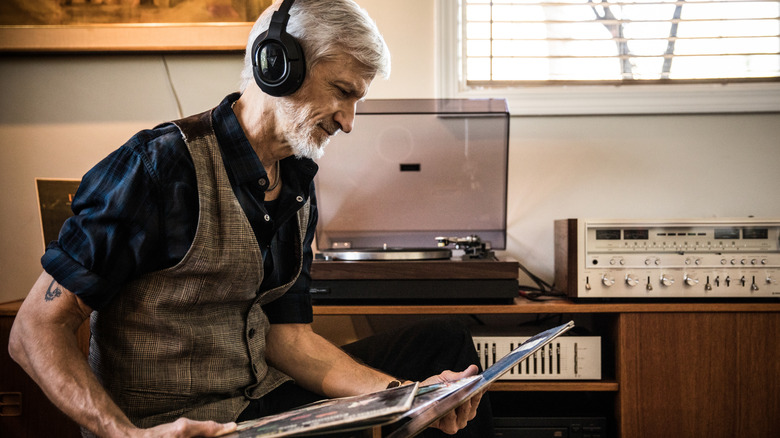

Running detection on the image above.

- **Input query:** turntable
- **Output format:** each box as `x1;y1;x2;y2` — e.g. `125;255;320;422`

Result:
310;98;518;304
320;246;453;262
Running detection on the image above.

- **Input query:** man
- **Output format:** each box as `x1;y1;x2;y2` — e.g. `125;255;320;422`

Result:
9;1;491;437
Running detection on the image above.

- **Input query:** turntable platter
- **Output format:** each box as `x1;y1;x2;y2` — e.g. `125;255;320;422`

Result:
320;247;452;261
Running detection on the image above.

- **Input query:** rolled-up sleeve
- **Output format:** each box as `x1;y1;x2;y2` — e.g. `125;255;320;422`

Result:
41;128;194;311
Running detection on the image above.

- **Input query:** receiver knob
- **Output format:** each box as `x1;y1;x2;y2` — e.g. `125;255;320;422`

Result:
602;275;615;287
684;274;699;286
625;274;640;287
660;274;675;287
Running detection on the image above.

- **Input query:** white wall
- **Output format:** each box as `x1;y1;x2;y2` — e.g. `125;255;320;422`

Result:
1;0;779;303
506;113;780;280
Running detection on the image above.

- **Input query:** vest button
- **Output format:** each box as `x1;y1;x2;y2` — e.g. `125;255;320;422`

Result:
264;214;271;222
296;196;303;202
258;178;267;187
248;328;256;339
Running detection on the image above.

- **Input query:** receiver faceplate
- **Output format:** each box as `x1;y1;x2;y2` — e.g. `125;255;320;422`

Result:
555;218;780;299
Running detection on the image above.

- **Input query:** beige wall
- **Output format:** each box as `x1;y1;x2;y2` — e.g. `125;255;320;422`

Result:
1;0;779;303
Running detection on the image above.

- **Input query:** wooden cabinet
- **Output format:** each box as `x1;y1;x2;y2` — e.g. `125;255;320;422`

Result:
0;301;88;438
617;312;780;437
4;299;778;437
313;299;780;437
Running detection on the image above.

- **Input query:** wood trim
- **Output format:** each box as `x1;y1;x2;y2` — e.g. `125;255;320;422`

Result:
313;297;780;315
11;297;780;316
0;24;251;53
0;300;24;316
553;219;577;298
489;380;618;392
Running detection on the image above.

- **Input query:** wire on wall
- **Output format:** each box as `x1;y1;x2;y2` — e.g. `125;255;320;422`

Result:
162;55;184;119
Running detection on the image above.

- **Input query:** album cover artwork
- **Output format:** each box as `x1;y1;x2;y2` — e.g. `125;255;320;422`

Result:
222;322;575;438
227;382;418;438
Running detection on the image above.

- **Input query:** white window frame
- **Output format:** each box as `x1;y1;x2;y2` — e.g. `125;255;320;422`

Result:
435;0;780;115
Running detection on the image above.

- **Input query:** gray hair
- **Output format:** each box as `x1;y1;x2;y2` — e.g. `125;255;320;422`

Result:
240;0;391;92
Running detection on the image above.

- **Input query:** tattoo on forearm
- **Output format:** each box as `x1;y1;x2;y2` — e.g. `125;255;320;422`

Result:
44;280;62;302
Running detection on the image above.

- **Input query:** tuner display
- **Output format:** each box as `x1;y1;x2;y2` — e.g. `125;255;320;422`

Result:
624;229;649;240
596;229;620;240
714;227;740;240
743;228;769;239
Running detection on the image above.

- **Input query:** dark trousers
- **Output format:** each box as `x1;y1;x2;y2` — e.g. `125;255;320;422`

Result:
238;317;494;437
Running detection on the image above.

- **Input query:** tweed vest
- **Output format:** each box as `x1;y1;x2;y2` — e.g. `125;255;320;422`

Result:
87;109;310;429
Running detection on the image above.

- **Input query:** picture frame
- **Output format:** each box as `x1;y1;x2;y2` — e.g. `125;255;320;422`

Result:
35;178;81;250
0;0;273;52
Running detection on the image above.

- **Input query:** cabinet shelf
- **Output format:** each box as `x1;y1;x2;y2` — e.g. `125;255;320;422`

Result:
489;380;619;392
313;297;780;315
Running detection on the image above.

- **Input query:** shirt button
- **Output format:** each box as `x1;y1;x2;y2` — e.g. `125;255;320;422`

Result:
248;328;256;339
264;214;271;222
258;178;267;187
296;196;304;202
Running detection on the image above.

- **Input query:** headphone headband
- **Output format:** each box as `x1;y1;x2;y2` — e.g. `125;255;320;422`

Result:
252;0;306;96
275;0;294;18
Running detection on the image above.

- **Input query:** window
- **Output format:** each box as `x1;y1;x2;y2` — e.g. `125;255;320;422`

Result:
465;0;780;84
437;0;780;114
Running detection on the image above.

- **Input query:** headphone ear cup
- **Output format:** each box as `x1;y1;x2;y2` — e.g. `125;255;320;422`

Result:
252;30;306;97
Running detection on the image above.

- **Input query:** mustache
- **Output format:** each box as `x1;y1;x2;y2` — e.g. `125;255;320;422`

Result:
319;122;341;136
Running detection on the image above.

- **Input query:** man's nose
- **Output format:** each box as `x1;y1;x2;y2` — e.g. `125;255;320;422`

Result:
334;102;357;134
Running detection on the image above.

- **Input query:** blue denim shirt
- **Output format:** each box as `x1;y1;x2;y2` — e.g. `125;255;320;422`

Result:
42;93;318;323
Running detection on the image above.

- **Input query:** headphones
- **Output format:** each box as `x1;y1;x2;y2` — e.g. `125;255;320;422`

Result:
251;0;306;97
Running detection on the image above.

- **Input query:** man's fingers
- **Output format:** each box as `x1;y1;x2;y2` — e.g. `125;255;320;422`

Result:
421;365;485;434
421;364;481;386
143;418;237;438
430;413;459;435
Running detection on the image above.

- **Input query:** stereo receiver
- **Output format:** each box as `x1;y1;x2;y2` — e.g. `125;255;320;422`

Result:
555;218;780;299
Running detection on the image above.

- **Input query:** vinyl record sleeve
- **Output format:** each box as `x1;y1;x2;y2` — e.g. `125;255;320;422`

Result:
225;382;418;438
221;321;574;438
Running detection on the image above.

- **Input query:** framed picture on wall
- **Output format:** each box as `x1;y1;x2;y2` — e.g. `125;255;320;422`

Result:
0;0;273;52
35;178;81;250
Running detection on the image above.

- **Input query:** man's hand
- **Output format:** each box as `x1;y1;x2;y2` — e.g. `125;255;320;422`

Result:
138;418;237;438
419;364;485;435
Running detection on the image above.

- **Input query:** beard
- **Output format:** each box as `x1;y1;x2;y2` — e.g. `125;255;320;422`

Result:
291;134;330;160
276;98;336;160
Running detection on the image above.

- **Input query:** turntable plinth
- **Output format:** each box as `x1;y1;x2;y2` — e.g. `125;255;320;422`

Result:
311;259;519;281
309;258;520;304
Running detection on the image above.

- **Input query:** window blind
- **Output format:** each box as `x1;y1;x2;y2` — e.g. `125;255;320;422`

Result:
464;0;780;85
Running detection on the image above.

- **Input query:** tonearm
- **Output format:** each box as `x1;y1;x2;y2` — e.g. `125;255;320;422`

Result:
434;234;496;260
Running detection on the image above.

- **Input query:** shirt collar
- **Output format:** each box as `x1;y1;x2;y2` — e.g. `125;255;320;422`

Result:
212;93;319;186
213;93;264;186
